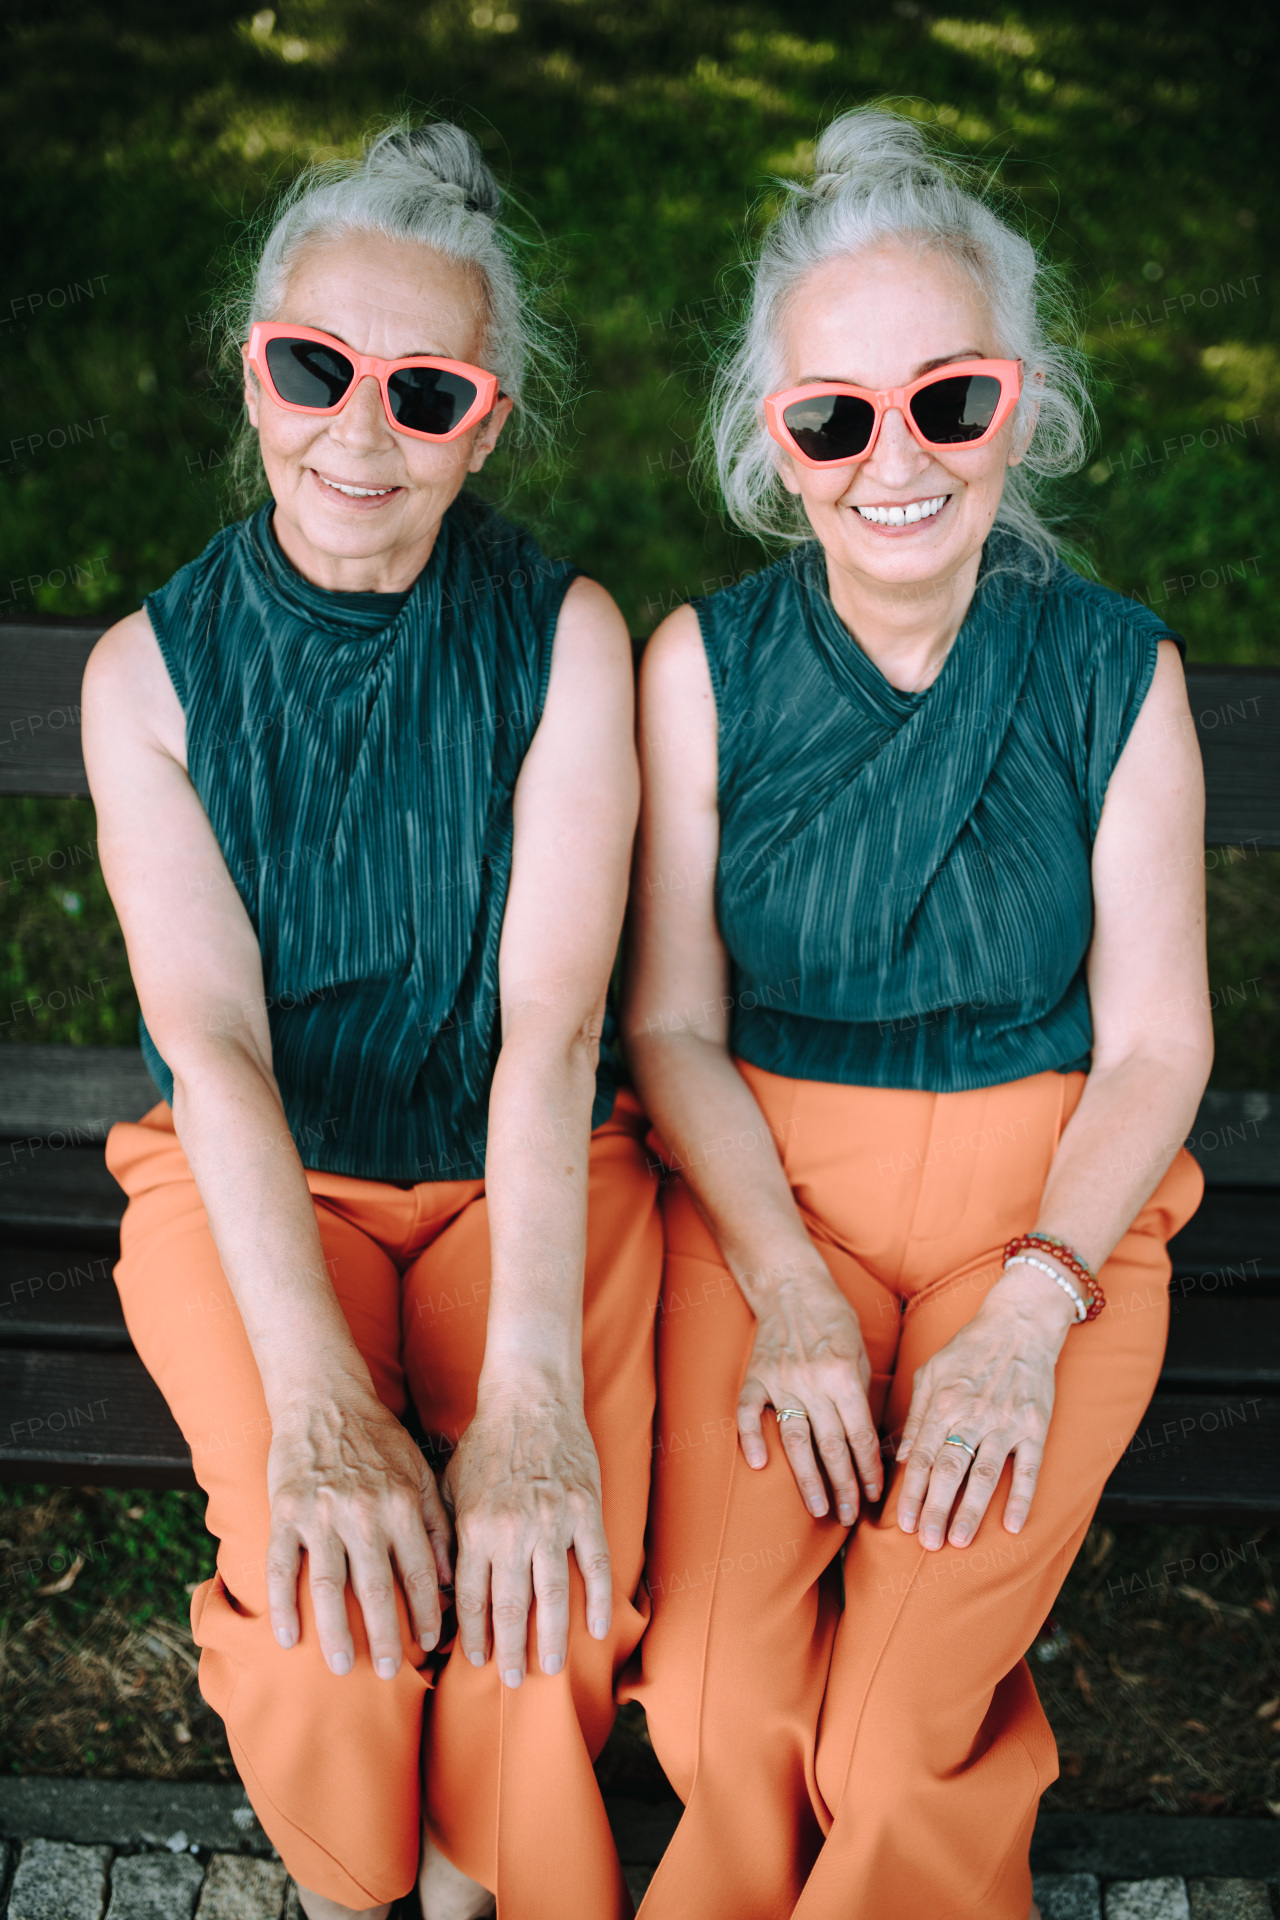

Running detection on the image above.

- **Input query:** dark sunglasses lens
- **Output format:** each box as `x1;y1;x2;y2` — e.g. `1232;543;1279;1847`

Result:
781;393;877;462
387;366;480;436
264;337;355;409
909;374;1003;444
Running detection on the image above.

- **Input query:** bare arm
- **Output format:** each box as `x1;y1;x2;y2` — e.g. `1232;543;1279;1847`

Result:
82;613;451;1677
445;575;642;1685
622;608;884;1526
897;640;1214;1548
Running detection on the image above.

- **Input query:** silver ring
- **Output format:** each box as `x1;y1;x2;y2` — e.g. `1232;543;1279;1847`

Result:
774;1406;809;1424
943;1434;978;1461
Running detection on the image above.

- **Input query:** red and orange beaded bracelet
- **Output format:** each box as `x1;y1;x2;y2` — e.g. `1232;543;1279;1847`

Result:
1003;1231;1107;1322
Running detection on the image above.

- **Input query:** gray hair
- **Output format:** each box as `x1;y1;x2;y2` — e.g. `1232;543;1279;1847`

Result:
708;107;1093;571
219;120;568;508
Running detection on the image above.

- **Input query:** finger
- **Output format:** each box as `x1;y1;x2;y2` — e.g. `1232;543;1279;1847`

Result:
532;1542;571;1676
837;1394;885;1505
490;1548;534;1689
453;1536;491;1670
306;1537;355;1675
915;1440;978;1551
1001;1438;1045;1536
895;1419;962;1535
809;1402;859;1527
391;1508;443;1655
895;1366;932;1462
265;1519;302;1651
947;1435;1011;1548
573;1503;613;1643
736;1375;769;1469
777;1412;829;1518
347;1534;405;1680
420;1474;455;1593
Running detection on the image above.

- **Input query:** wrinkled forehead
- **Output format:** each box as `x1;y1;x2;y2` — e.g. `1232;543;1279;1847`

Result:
779;240;999;390
276;230;490;364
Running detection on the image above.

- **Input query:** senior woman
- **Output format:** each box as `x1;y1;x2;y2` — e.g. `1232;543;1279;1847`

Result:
83;123;660;1920
622;109;1210;1920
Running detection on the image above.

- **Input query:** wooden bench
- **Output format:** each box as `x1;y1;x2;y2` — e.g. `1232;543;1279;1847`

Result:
2;620;1279;1517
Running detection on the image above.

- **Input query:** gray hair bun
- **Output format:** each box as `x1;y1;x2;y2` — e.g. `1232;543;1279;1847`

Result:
362;121;502;220
808;109;945;202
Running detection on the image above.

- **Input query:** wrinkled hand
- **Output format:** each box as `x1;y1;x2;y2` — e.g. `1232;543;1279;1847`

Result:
737;1263;883;1525
266;1381;453;1678
895;1274;1075;1551
444;1384;610;1688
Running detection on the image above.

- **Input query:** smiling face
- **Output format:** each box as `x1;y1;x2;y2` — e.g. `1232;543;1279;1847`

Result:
774;240;1025;600
243;229;513;592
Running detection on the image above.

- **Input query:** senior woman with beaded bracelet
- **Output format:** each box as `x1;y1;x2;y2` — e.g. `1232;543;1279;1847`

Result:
621;108;1210;1920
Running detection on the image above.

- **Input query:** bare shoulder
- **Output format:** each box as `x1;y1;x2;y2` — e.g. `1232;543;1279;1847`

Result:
552;573;632;666
636;605;716;809
82;607;186;767
639;603;713;708
1111;640;1201;793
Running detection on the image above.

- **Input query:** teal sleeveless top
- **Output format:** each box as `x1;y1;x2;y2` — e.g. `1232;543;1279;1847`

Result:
142;496;619;1181
695;531;1184;1091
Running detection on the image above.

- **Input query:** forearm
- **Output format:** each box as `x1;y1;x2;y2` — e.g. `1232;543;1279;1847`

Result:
479;1025;603;1391
627;1030;823;1306
1029;1043;1210;1271
166;1040;372;1409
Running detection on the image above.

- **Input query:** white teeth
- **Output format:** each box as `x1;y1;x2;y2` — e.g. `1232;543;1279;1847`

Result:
320;477;394;497
855;494;948;526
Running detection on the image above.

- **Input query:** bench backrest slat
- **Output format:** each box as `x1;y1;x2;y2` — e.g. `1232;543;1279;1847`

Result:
4;621;1280;845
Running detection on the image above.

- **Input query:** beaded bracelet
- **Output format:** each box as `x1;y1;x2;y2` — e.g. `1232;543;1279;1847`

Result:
1003;1254;1087;1323
1003;1232;1107;1322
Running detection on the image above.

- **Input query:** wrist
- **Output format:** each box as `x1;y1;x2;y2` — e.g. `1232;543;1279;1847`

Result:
477;1353;583;1406
726;1241;835;1307
986;1266;1079;1343
260;1351;377;1419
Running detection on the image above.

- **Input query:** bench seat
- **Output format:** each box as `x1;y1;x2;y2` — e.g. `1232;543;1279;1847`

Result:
1;628;1277;1519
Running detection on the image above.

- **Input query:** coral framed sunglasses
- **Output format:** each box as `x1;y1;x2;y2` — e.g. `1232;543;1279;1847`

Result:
764;358;1023;469
247;323;500;443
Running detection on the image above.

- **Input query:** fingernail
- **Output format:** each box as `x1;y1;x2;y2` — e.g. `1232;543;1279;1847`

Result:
809;1497;826;1517
542;1653;563;1676
591;1617;609;1639
951;1527;970;1547
502;1668;523;1689
421;1631;439;1651
468;1650;485;1668
1008;1516;1023;1534
921;1527;940;1550
376;1657;397;1680
274;1626;296;1650
330;1651;352;1676
838;1505;854;1525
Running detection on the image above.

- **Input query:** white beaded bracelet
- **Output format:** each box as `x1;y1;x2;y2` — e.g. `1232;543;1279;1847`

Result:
1002;1253;1088;1323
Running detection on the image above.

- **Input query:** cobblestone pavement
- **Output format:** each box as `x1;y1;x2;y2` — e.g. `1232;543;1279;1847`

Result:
1;1842;1278;1919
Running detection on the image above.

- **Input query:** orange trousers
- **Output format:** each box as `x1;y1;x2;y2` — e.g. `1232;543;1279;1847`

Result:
106;1091;662;1913
622;1063;1203;1920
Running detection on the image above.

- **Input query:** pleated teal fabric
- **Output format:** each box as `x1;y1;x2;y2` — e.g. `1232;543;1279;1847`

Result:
141;496;618;1180
694;530;1184;1091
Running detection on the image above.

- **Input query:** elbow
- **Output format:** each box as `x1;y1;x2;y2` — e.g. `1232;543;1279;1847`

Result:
158;1025;276;1108
499;1005;604;1090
